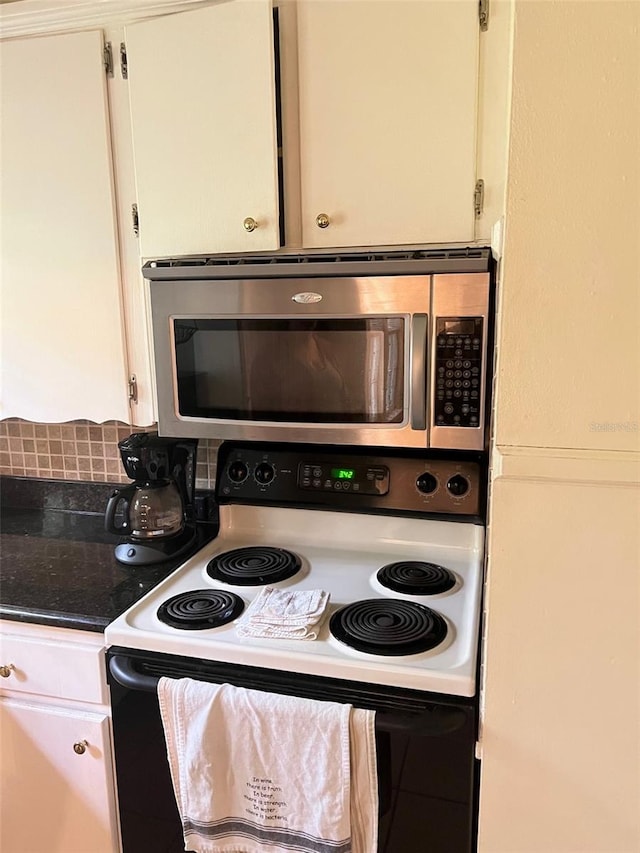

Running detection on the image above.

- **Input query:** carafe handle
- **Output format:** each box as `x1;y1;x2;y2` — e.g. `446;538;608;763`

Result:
105;485;136;535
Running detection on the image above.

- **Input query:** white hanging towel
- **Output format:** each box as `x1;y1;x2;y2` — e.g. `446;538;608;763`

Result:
158;677;378;853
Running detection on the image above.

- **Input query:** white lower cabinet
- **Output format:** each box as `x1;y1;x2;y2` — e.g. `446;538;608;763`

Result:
1;700;119;853
0;623;121;853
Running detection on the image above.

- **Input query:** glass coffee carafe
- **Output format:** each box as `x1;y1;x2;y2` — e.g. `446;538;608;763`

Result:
105;479;185;539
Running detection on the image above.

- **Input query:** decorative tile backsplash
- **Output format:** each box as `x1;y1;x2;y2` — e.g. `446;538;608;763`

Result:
0;419;219;489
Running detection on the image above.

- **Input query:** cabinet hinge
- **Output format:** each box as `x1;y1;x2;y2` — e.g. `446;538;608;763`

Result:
475;740;483;760
474;179;485;218
128;375;138;404
120;42;128;79
479;0;489;31
132;203;139;237
103;41;114;77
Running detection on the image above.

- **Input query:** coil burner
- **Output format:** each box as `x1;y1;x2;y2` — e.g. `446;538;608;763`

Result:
157;590;244;630
330;599;448;656
377;561;457;595
206;546;302;586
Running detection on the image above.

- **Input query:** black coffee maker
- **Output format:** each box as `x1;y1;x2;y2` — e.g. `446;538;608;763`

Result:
105;432;198;566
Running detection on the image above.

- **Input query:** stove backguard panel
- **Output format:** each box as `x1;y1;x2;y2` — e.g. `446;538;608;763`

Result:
216;441;485;519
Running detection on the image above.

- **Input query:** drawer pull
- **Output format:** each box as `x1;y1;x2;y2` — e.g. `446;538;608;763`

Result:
73;740;89;755
243;217;259;232
0;664;15;678
315;213;330;229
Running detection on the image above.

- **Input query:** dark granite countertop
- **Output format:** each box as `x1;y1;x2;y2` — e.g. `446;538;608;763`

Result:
0;477;217;633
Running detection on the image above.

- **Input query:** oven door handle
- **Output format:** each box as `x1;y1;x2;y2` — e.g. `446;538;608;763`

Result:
108;654;468;736
110;653;159;693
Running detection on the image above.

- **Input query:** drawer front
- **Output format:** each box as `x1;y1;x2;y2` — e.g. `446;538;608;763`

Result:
0;634;106;704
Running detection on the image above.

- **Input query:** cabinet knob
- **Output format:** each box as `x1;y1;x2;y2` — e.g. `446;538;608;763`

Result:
73;740;89;755
243;217;259;233
0;664;15;678
316;213;330;229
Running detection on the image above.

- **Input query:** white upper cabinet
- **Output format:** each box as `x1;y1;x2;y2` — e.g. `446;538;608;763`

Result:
295;0;480;249
0;0;491;425
125;0;280;258
0;29;130;424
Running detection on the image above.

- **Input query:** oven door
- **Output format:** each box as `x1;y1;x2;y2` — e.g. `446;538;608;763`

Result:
149;275;430;448
107;648;479;853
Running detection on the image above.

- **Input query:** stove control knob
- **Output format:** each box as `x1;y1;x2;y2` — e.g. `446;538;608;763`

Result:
447;474;469;497
227;460;249;483
254;462;275;485
416;472;438;494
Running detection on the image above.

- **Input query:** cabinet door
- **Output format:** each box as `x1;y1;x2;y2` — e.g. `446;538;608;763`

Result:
297;0;479;249
125;0;280;258
0;698;120;853
0;30;129;424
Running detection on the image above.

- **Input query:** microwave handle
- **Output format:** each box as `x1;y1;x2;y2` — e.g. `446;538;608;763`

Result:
410;313;428;430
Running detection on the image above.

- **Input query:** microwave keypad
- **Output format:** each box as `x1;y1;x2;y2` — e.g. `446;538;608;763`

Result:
298;463;390;496
434;317;483;428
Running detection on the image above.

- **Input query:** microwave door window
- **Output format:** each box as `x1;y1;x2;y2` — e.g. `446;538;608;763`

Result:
172;319;404;424
248;328;349;416
174;321;248;414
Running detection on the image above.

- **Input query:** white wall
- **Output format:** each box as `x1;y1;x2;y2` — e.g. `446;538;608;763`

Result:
479;2;640;851
492;0;640;453
480;459;640;852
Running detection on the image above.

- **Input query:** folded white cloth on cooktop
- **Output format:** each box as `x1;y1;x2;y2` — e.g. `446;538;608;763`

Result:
158;677;378;853
236;586;330;639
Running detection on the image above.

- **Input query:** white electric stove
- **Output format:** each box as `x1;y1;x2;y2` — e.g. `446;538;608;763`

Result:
105;443;485;698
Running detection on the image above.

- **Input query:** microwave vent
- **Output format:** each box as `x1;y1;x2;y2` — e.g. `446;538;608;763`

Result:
143;246;491;280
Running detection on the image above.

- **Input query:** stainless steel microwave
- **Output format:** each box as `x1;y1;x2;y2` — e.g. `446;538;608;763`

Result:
144;248;493;451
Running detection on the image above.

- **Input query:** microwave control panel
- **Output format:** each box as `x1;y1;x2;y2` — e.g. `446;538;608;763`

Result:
434;317;484;429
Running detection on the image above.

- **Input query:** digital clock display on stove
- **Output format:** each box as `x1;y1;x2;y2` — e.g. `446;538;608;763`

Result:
331;468;355;480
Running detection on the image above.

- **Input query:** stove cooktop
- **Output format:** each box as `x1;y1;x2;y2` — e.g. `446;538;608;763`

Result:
105;504;484;696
